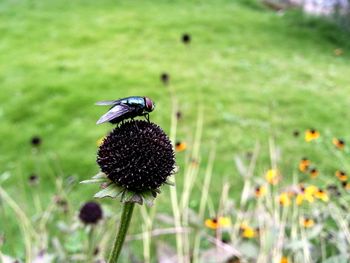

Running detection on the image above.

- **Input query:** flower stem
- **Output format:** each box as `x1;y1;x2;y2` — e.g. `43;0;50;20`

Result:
87;226;95;263
108;202;135;263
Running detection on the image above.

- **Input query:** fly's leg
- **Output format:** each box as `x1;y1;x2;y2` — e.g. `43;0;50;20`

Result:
143;113;150;122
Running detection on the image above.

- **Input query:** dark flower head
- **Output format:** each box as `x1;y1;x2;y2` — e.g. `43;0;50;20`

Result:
293;130;300;137
79;201;103;225
181;33;191;44
176;111;182;120
28;173;39;185
31;136;42;147
160;72;170;85
97;120;175;192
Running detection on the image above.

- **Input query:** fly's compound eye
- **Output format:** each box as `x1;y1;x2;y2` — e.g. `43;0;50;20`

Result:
145;97;155;112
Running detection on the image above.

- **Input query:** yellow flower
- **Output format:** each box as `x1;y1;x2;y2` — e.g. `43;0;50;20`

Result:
333;138;345;150
314;189;329;202
299;158;310;173
242;227;256;238
96;136;105;147
300;217;315;228
265;169;280;185
280;257;289;263
239;223;257;238
296;185;317;205
309;168;319;179
305;185;317;195
304;185;317;202
336;170;348;182
278;193;291;207
342;181;350;190
205;217;231;230
255;185;267;198
296;193;304;206
175;141;187;152
305;129;320;142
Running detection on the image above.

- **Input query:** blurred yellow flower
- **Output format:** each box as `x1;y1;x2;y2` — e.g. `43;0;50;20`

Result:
280;257;289;263
242;227;256;238
300;217;315;228
205;217;231;230
255;185;267;198
175;141;187;152
278;193;291;206
309;168;319;179
305;185;317;195
296;193;304;206
265;169;280;185
299;158;310;173
239;223;257;238
305;129;320;142
336;170;347;182
296;185;318;205
96;136;105;147
333;138;345;150
342;181;350;190
314;189;329;202
304;185;317;202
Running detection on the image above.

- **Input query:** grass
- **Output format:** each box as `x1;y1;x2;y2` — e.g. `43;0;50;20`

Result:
1;0;350;258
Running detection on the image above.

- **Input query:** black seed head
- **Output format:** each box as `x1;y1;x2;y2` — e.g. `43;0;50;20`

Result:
293;130;300;137
31;136;42;147
182;33;191;44
97;120;176;192
160;72;170;85
79;201;103;225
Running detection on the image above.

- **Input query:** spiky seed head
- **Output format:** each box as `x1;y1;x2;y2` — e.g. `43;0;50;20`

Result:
97;120;175;192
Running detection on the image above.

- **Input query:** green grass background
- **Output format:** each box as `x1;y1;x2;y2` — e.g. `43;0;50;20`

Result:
1;0;350;256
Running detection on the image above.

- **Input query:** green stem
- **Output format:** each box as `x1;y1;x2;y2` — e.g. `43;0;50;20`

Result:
108;202;135;263
87;226;94;263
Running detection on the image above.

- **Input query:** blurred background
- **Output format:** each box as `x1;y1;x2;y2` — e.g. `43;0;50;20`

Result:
1;0;350;262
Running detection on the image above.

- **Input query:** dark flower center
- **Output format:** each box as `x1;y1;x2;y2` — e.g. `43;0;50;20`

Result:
97;120;175;192
182;33;191;44
31;136;42;146
79;201;103;224
160;72;170;84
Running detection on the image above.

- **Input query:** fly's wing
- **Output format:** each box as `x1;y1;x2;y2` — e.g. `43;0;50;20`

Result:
96;104;131;124
95;100;121;106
